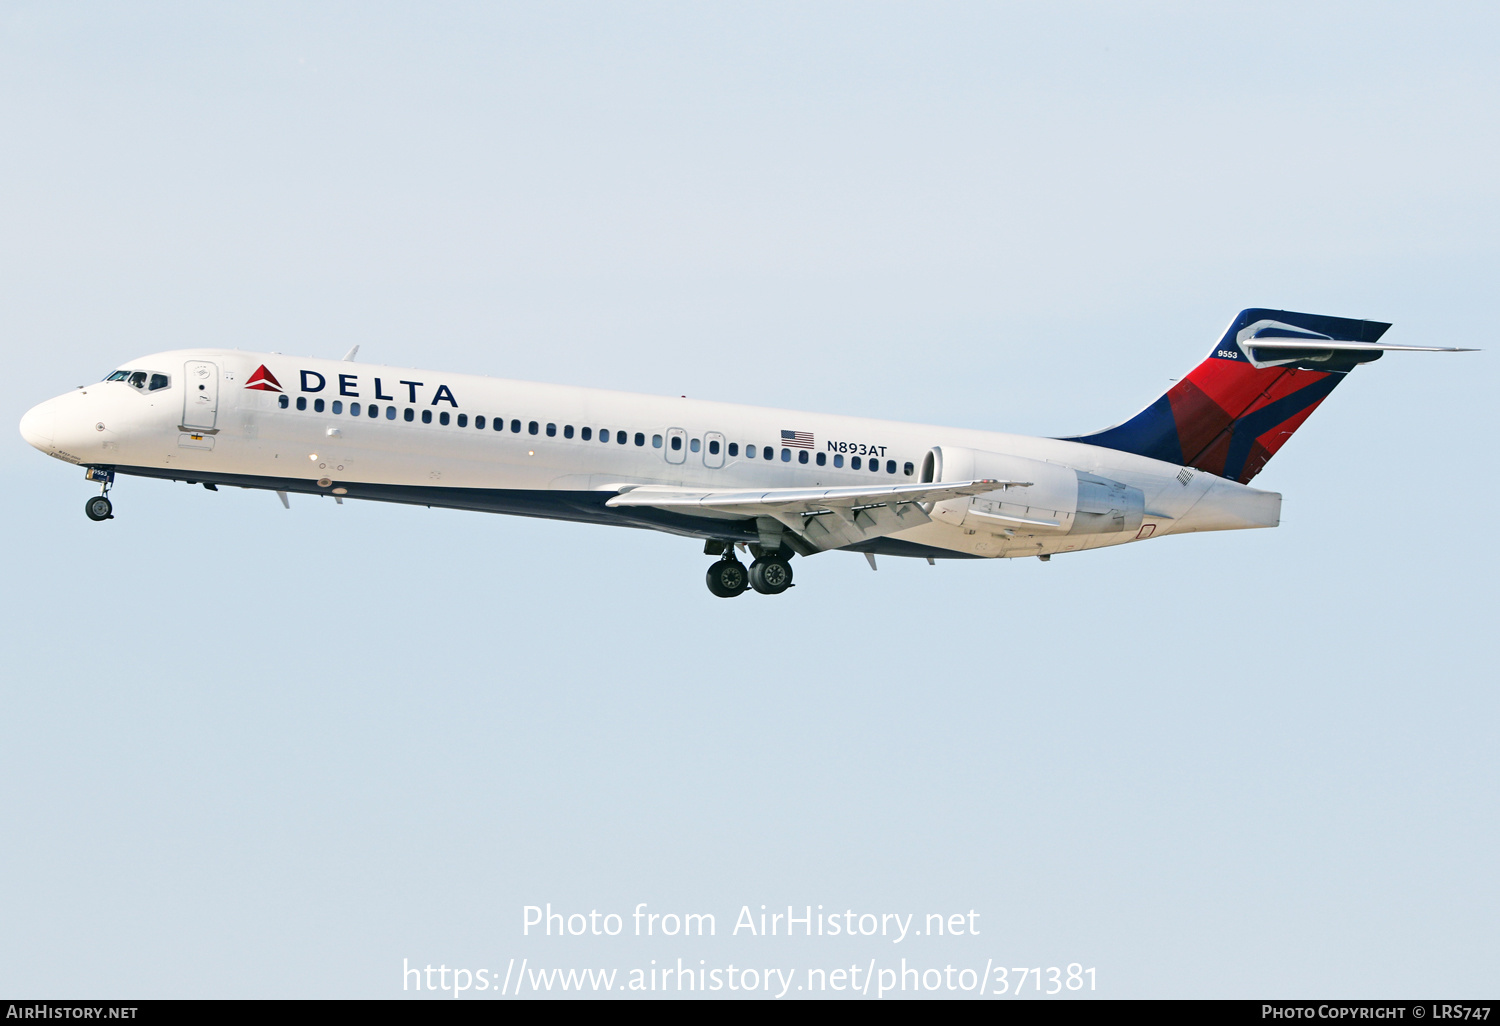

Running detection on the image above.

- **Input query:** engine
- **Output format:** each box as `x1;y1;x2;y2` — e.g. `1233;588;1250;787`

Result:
921;445;1143;537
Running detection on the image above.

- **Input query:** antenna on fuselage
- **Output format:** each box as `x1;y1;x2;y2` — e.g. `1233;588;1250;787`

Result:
276;491;290;509
341;345;359;362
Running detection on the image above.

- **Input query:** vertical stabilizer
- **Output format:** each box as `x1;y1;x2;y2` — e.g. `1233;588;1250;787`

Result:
1061;309;1392;483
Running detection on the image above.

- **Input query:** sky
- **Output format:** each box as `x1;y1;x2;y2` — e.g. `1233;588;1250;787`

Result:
1;2;1495;1000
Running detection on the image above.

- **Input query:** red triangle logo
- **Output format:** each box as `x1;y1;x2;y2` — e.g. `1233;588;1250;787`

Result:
244;364;283;392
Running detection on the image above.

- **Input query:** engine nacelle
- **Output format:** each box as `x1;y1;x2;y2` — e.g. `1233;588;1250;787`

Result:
1071;472;1145;536
921;446;1143;537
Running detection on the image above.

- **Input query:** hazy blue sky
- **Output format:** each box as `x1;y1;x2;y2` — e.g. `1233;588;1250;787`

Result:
1;2;1495;999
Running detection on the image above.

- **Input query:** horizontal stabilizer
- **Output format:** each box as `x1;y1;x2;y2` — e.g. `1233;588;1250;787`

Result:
1238;339;1476;353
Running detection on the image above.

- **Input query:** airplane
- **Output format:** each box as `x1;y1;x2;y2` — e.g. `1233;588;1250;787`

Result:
18;308;1472;596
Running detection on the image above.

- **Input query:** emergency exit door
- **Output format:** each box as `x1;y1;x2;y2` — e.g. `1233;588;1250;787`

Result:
703;431;726;468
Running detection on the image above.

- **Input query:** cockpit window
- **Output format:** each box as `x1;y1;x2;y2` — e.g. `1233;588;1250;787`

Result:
107;369;169;391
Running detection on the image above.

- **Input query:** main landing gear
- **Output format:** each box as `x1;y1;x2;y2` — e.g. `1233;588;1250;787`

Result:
703;541;793;598
83;468;115;521
705;557;749;598
749;557;792;595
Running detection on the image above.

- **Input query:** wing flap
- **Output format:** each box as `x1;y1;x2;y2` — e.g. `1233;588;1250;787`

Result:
606;478;1022;512
606;478;1026;551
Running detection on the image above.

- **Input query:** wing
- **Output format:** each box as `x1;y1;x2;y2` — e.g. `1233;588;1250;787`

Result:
606;479;1026;552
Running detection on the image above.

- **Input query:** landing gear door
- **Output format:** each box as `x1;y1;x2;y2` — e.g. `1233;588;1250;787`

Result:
182;361;219;431
703;431;725;469
665;427;687;464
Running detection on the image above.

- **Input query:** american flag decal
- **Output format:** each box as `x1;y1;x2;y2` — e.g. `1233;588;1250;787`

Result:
781;430;814;449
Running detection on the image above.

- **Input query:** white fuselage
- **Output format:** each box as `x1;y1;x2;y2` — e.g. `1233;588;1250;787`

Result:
19;349;1281;560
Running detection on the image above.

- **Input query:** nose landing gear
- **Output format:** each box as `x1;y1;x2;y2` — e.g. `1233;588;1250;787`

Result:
83;468;114;521
84;494;113;521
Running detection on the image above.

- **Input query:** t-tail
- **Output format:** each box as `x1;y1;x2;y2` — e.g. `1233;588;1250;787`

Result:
1061;308;1475;484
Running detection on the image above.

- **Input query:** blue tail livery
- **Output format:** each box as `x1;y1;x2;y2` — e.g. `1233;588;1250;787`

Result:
1060;308;1471;484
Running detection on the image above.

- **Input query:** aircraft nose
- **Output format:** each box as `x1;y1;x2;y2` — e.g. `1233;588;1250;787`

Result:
19;401;55;451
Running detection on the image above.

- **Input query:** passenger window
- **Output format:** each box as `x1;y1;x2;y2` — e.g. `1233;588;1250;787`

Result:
128;371;147;389
781;449;791;462
278;395;289;409
475;415;484;429
599;429;610;443
652;434;663;448
851;456;860;469
618;431;628;445
834;454;844;468
314;398;325;412
746;445;756;459
440;412;450;426
816;452;825;466
798;451;808;464
763;446;774;460
386;406;396;420
709;440;720;455
563;425;573;438
903;461;914;476
528;421;539;435
581;427;592;441
546;423;556;436
690;438;701;453
511;419;521;433
886;459;896;474
149;374;169;391
458;413;468;427
296;397;307;411
351;402;361;416
670;436;682;451
635;432;645;446
870;460;880;473
367;404;378;418
332;400;342;414
728;442;739;457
